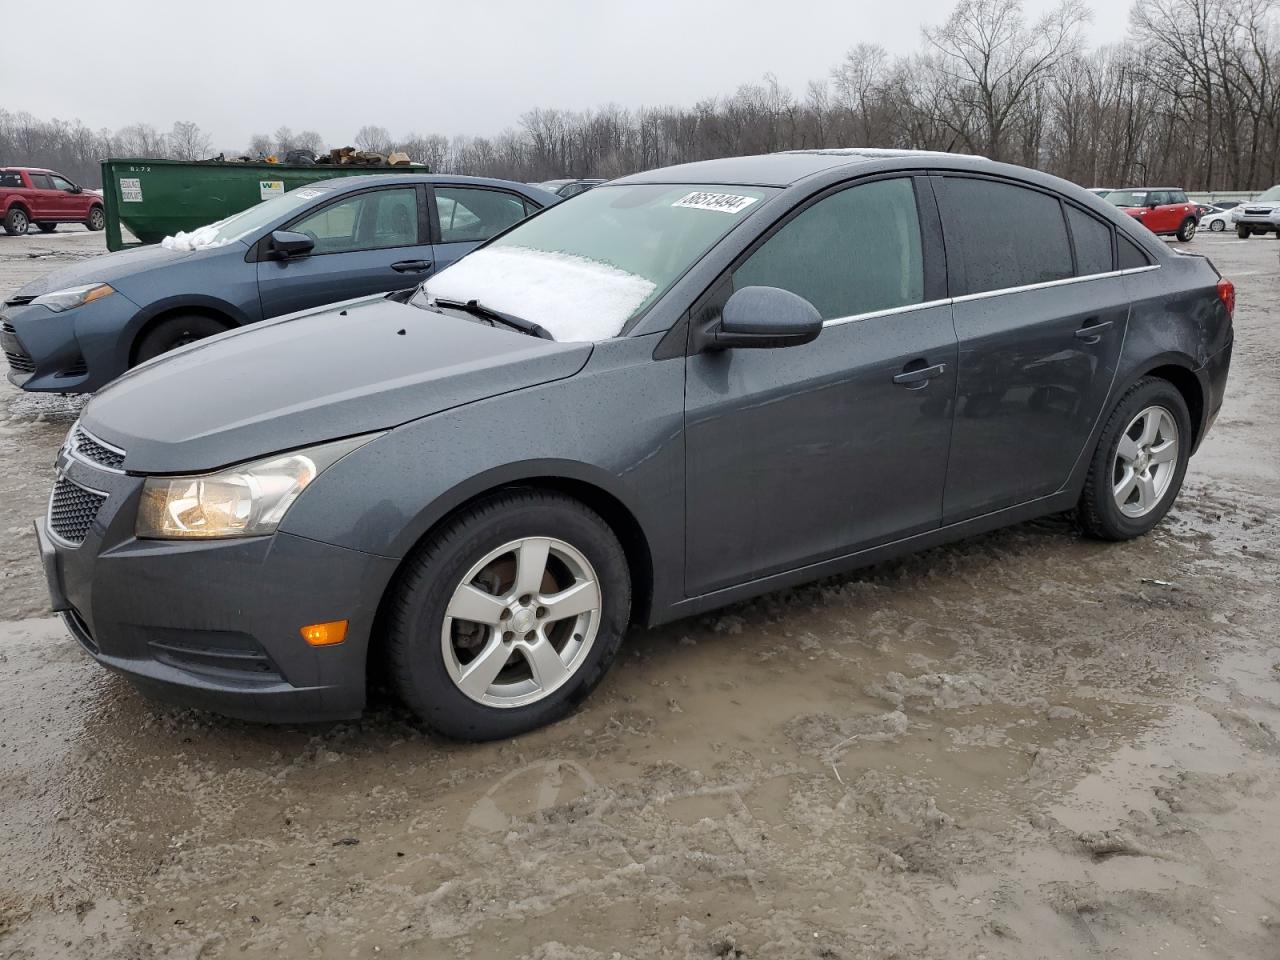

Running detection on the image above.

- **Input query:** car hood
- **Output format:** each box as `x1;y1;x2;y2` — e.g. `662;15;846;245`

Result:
82;296;593;473
11;243;221;300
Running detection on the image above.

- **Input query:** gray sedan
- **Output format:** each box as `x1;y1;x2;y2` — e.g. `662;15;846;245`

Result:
2;174;558;392
38;149;1233;739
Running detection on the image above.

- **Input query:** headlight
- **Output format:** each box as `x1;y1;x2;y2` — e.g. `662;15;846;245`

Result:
30;283;115;313
136;435;376;539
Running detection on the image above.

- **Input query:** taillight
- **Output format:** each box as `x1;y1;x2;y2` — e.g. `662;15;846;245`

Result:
1217;278;1235;317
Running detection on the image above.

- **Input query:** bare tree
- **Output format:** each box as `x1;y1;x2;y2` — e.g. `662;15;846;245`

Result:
354;125;393;154
168;121;211;161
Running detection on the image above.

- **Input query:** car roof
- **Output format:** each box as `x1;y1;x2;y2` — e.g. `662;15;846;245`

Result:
1112;186;1185;191
1;166;53;174
613;148;989;187
307;172;558;200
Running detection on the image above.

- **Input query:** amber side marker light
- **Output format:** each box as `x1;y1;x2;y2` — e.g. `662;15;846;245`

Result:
301;620;348;646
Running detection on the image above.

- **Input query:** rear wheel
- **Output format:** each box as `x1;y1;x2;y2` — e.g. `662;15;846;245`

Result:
1076;377;1191;541
3;208;29;235
1175;218;1197;242
35;222;57;234
1209;219;1224;232
386;490;631;740
133;314;231;365
86;206;105;231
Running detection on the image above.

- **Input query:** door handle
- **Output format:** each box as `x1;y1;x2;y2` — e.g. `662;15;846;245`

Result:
1074;319;1113;343
893;361;947;387
391;259;433;273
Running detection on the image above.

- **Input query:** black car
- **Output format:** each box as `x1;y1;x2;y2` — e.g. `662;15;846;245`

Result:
38;149;1234;739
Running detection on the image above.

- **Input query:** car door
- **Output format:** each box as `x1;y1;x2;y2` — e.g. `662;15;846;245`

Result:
683;176;957;596
256;184;433;318
26;173;58;221
934;175;1130;522
47;174;80;220
431;186;535;273
1149;191;1178;233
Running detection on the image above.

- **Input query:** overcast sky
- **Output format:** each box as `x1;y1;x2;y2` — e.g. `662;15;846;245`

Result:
4;0;1126;151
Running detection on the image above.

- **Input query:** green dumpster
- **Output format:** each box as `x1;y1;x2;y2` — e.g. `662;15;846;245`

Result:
99;158;429;252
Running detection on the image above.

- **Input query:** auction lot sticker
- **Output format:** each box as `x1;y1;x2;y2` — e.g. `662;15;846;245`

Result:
259;180;285;200
120;178;143;202
672;191;758;214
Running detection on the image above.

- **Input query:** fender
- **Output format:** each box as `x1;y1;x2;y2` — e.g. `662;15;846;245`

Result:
389;457;652;561
120;293;255;347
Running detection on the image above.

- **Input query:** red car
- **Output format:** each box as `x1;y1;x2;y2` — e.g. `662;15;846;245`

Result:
1105;187;1199;242
0;167;105;236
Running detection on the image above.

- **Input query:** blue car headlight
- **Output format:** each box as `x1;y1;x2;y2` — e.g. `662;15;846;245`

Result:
30;283;115;313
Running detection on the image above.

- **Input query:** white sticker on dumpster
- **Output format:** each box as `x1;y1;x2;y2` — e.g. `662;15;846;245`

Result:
120;178;143;203
671;191;758;214
259;180;285;200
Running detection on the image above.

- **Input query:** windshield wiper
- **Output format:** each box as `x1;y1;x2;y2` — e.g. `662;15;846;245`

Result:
432;298;552;340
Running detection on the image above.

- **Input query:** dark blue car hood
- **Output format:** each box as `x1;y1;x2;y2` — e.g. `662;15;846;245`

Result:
12;242;230;300
83;296;592;473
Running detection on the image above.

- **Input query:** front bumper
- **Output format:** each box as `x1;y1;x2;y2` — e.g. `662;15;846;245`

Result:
2;292;140;393
36;451;400;722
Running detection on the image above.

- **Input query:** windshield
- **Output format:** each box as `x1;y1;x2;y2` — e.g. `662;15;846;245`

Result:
418;183;775;341
1254;185;1280;202
1106;190;1148;207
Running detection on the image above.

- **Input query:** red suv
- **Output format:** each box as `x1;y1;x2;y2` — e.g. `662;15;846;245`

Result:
1106;187;1199;242
0;167;105;236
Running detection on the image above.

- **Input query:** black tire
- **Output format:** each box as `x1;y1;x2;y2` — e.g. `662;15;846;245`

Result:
3;207;29;235
86;206;105;231
386;490;631;740
1175;217;1197;242
35;222;57;233
133;314;230;365
1076;377;1192;541
1209;219;1224;232
1237;225;1250;239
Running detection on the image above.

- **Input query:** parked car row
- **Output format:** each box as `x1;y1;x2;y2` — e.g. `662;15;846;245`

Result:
2;175;559;391
1;167;105;235
24;149;1234;739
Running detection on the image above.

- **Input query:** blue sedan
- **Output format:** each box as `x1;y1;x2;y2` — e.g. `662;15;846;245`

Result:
2;175;559;392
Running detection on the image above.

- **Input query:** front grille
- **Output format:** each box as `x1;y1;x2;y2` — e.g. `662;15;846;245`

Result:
70;426;125;470
60;358;88;378
4;348;34;373
1244;207;1270;216
3;295;34;308
1;320;14;334
49;477;106;545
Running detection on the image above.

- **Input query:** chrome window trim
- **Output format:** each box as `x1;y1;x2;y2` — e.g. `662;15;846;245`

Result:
820;264;1160;328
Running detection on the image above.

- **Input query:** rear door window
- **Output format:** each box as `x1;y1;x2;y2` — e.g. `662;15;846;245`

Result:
937;177;1073;294
1065;206;1114;276
1118;234;1151;269
29;174;54;190
435;187;527;243
732;177;924;319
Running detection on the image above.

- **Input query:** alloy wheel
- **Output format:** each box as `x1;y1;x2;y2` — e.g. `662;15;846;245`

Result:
1112;405;1179;518
441;537;602;708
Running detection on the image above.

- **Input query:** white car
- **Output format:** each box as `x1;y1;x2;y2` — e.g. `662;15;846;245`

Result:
1199;204;1235;232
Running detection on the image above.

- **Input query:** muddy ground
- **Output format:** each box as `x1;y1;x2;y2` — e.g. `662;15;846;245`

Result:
0;226;1277;960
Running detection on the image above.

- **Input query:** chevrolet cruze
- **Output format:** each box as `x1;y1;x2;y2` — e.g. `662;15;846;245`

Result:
36;149;1234;739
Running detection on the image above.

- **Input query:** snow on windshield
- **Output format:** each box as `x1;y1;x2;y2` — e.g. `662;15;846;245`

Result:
160;221;232;251
424;246;657;342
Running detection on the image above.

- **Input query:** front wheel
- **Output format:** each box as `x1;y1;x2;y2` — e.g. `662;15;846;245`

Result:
1076;377;1191;541
1175;218;1197;242
3;208;29;235
86;206;105;231
1237;225;1251;239
386;490;631;740
133;314;230;365
1209;219;1225;232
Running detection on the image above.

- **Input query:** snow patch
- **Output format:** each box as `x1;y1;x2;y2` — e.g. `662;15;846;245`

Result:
160;222;231;251
424;246;656;342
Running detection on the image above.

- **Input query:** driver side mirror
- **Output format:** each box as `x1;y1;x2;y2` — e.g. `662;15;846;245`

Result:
69;185;82;194
270;230;314;259
710;286;823;350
